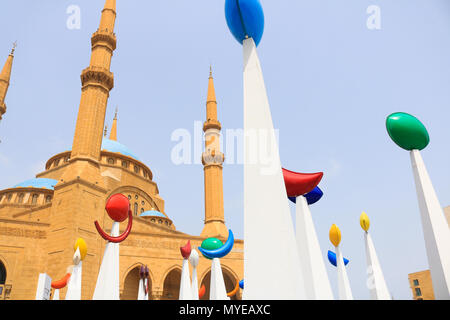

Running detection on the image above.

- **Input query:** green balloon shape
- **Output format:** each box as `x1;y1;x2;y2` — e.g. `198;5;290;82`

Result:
386;112;430;151
201;238;223;260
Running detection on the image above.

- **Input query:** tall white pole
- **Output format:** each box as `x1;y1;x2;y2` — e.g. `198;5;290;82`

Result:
296;195;334;299
364;232;391;300
93;222;120;300
243;37;306;300
335;245;353;300
410;149;450;299
179;259;193;300
210;258;228;300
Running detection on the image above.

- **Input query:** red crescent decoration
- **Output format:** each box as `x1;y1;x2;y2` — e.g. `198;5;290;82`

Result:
198;284;206;299
227;281;240;297
180;240;191;259
51;273;71;289
282;168;323;197
94;209;133;243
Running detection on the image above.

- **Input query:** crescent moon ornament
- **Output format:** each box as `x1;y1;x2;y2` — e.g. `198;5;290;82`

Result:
227;281;240;297
198;230;234;259
289;186;324;205
51;273;71;289
225;0;265;46
95;209;133;243
239;280;244;290
327;250;350;267
282;168;324;198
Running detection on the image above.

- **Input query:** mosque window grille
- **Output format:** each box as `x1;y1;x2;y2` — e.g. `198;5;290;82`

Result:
141;208;145;214
107;158;115;165
54;159;60;167
31;194;39;205
7;194;12;202
122;161;128;168
134;166;140;174
45;195;52;203
158;219;163;224
141;201;145;206
17;193;24;204
134;203;138;216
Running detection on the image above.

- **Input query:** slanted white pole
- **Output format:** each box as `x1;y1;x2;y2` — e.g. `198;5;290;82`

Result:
179;259;193;300
93;222;120;300
190;249;200;300
296;195;334;299
243;37;306;300
35;273;52;300
210;258;228;300
336;246;353;300
410;150;450;299
65;248;82;300
364;232;391;300
52;289;60;300
138;278;146;300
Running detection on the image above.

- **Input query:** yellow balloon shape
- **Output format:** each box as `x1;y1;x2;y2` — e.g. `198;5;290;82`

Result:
360;212;370;232
74;238;87;261
329;224;341;247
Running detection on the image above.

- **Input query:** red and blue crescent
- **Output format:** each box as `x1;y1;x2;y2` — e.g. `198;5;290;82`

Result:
282;168;324;197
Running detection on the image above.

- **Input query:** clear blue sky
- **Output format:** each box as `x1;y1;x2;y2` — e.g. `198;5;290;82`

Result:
1;0;450;300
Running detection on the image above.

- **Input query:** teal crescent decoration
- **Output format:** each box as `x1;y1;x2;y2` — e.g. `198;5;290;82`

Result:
386;112;430;151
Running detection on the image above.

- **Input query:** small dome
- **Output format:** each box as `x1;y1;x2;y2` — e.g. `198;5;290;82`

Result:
101;139;139;160
140;210;167;218
14;178;58;190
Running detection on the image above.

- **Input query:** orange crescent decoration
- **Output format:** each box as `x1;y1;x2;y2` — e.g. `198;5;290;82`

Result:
51;273;71;289
227;281;240;297
198;284;206;299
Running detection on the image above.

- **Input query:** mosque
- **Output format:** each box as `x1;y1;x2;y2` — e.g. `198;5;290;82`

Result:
0;0;243;300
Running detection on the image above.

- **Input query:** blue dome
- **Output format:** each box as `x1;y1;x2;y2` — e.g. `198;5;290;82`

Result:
14;178;58;190
225;0;265;47
101;139;139;160
140;210;167;218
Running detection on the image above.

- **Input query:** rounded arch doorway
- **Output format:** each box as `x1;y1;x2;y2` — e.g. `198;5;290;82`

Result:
199;267;240;300
0;260;6;285
121;265;152;300
162;268;181;300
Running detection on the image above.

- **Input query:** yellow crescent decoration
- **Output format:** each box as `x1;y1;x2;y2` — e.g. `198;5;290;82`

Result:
360;212;370;232
329;224;341;247
74;238;88;261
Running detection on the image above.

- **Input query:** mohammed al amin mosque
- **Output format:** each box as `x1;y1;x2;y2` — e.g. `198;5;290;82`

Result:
0;0;244;300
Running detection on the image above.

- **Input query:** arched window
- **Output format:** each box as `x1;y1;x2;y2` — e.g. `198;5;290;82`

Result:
0;260;6;285
122;161;128;168
18;194;24;204
46;195;52;203
54;159;60;167
31;194;39;205
7;194;12;202
134;203;138;216
107;158;115;165
134;166;140;174
140;208;144;214
158;219;163;224
143;171;148;178
0;195;3;203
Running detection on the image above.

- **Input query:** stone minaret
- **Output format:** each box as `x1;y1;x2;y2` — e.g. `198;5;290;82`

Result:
201;68;228;239
109;108;118;141
45;0;117;300
0;44;15;122
64;0;117;184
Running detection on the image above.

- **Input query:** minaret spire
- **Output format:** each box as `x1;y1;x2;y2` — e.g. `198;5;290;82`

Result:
109;107;118;141
201;67;228;239
0;43;15;122
70;0;117;163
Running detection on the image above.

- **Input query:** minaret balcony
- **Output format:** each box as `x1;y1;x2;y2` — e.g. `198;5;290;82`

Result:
0;103;6;117
202;151;225;166
91;30;117;51
203;120;222;132
81;66;114;91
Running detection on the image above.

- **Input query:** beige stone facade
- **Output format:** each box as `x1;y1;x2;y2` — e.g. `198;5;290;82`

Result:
0;0;243;300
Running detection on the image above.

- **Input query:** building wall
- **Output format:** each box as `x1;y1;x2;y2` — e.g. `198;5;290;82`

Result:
408;270;435;300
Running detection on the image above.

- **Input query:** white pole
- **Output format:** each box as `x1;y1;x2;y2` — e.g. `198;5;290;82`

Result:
243;37;306;300
179;259;193;300
210;258;228;300
93;222;120;300
364;232;391;300
410;149;450;299
296;195;334;299
335;245;353;300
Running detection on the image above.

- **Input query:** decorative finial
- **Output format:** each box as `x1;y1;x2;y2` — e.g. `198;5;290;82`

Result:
114;106;118;119
104;125;108;137
209;65;213;78
11;41;17;56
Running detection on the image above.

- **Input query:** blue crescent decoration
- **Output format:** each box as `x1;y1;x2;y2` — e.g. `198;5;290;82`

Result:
225;0;265;46
198;229;235;259
289;186;324;205
239;280;244;290
327;250;350;267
